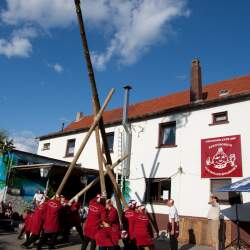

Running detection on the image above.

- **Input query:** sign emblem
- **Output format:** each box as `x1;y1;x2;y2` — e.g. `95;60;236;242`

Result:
201;135;242;178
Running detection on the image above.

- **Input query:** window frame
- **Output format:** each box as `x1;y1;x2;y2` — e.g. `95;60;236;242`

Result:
103;132;115;154
42;143;50;151
144;178;171;204
158;121;177;148
65;138;76;157
210;178;231;205
210;111;229;126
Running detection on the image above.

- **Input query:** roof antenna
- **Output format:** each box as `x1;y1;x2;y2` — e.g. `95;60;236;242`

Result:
61;122;65;132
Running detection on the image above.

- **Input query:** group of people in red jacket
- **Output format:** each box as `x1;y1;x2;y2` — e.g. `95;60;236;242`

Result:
19;194;83;249
81;194;154;250
19;193;155;250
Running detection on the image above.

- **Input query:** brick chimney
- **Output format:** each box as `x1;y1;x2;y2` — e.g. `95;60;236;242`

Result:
190;59;202;102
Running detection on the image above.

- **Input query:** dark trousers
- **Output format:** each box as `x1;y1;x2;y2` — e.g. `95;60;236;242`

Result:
123;239;137;250
36;232;57;250
18;227;25;239
81;235;96;250
22;234;40;247
170;235;178;250
75;224;84;241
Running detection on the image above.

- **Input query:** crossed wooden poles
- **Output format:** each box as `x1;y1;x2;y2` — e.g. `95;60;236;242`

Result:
55;0;127;222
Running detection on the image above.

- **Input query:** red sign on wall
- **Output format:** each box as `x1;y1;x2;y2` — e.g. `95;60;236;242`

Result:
201;135;242;178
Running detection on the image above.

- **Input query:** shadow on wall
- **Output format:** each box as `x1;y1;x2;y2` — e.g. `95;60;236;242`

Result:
178;229;197;250
188;229;196;244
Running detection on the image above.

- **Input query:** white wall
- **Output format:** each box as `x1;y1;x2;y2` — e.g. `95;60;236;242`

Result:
38;100;250;221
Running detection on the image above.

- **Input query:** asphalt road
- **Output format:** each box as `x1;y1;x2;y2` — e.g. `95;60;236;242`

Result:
0;229;213;250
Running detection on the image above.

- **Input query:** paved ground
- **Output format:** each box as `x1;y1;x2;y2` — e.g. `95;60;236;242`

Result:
0;229;213;250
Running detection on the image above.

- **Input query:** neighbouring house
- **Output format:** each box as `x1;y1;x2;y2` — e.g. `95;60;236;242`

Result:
0;149;99;214
37;59;250;246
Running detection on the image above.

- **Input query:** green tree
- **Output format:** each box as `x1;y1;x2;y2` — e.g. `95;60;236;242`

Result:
0;129;15;154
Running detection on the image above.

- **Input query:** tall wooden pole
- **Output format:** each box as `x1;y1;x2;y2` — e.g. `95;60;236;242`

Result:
56;89;114;195
74;0;107;198
74;0;127;217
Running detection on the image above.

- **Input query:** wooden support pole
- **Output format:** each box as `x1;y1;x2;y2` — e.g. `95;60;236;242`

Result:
56;88;115;195
69;155;128;203
94;107;107;198
105;166;127;207
74;0;127;214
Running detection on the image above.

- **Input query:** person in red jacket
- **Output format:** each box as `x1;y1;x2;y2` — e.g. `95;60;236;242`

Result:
95;199;120;250
21;201;47;248
18;209;32;240
123;200;137;250
134;205;154;250
36;195;62;250
81;194;106;250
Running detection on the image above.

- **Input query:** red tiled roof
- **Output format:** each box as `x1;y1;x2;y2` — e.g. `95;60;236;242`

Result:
63;74;250;133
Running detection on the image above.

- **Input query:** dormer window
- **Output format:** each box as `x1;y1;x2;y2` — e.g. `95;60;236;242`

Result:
210;111;229;125
219;89;229;96
42;143;50;151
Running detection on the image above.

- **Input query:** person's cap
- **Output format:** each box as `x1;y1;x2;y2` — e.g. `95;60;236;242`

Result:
106;199;112;204
128;200;137;208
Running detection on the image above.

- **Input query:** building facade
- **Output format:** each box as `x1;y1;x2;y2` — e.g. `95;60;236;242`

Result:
38;60;250;246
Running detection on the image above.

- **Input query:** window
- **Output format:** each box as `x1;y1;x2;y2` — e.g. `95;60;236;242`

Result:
211;111;228;125
42;143;50;151
158;121;176;147
144;178;171;203
219;89;229;97
65;139;76;157
210;179;231;205
103;132;114;153
210;178;241;205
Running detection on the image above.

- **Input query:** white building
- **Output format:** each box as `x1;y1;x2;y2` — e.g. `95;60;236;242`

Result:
37;59;250;246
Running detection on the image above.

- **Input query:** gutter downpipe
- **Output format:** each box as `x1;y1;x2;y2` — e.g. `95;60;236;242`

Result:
122;85;132;193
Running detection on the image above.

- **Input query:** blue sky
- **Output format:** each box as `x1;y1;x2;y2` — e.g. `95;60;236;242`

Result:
0;0;250;152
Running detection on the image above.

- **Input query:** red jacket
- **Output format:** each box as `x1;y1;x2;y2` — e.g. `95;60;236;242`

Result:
69;201;81;225
30;203;45;235
95;206;120;247
83;198;106;239
134;212;153;246
24;213;33;233
124;208;136;240
43;199;62;233
107;206;120;244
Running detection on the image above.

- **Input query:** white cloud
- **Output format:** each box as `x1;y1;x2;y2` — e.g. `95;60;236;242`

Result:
91;0;190;70
48;63;64;73
0;36;32;58
1;0;75;28
13;26;38;39
1;0;189;67
10;131;38;153
0;26;37;58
